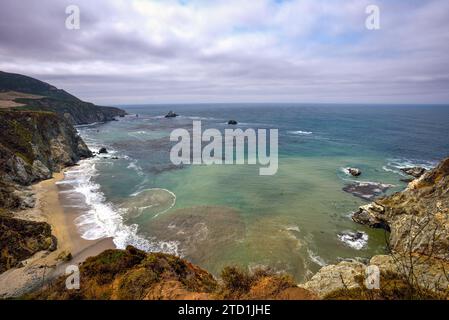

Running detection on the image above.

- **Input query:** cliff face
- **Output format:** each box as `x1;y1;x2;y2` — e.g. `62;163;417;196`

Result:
301;157;449;299
0;216;57;273
21;97;126;125
353;157;449;261
0;71;126;125
0;110;91;192
0;110;92;273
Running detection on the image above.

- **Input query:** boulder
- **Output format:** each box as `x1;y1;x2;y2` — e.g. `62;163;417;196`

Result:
347;168;362;176
228;120;238;125
343;182;391;201
352;202;388;230
98;147;108;154
299;261;366;298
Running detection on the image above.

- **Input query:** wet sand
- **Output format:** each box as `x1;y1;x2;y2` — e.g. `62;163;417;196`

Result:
0;170;115;298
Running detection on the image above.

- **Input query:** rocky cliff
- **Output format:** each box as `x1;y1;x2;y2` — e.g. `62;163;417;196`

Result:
0;110;91;201
0;71;126;125
353;157;449;261
0;110;92;272
301;157;449;299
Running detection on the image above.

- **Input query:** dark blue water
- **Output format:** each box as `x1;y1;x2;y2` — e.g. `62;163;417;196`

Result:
120;103;449;161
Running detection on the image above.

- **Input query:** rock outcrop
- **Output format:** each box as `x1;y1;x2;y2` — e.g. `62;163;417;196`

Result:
0;215;57;273
299;261;367;298
0;110;92;272
301;255;448;299
352;157;449;261
0;111;91;194
400;167;427;179
302;157;449;299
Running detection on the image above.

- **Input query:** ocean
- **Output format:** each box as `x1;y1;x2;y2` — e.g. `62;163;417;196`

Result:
57;103;449;281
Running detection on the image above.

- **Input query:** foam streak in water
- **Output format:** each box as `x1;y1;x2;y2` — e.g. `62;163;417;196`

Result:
63;158;180;255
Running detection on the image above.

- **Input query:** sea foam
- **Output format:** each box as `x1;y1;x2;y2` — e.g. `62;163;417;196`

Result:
62;157;180;256
288;130;313;135
337;231;368;250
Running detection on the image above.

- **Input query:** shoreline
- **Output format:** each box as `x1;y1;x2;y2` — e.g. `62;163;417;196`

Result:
0;169;115;298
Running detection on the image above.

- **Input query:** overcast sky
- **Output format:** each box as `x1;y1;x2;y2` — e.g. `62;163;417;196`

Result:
1;0;448;105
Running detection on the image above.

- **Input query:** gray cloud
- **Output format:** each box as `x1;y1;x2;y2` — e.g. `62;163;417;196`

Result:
0;0;448;104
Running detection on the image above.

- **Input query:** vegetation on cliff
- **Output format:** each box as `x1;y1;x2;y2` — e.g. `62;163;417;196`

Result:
0;110;92;273
31;246;316;300
0;110;91;194
0;71;126;124
0;215;56;273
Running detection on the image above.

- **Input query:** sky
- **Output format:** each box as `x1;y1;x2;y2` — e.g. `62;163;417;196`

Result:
0;0;448;105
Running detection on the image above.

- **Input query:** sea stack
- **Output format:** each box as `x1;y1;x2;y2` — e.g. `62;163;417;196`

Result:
165;111;179;118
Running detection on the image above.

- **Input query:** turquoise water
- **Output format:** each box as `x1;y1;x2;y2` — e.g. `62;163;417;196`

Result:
67;104;449;281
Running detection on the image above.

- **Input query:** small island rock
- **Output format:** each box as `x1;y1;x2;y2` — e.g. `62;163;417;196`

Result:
165;111;179;118
347;168;362;177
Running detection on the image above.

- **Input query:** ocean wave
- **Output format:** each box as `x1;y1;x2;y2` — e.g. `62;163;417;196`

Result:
127;130;148;140
182;116;219;121
337;231;368;250
127;161;145;176
337;168;395;187
62;159;180;255
307;249;327;267
75;122;103;128
288;130;313;136
285;225;300;233
383;158;437;176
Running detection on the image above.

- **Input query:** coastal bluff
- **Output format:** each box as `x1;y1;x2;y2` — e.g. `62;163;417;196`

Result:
0;110;92;273
0;72;127;277
0;71;126;125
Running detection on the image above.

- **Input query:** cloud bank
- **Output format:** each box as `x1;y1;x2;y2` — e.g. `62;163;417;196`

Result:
0;0;448;104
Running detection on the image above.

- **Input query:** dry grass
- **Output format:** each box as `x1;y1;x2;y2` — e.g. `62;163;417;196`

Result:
0;91;43;108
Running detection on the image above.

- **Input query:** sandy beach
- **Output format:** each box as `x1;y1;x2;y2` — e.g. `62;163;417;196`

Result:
0;170;115;298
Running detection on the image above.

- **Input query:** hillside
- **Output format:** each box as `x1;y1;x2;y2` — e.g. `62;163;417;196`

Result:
31;246;317;300
0;71;126;124
0;110;93;273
